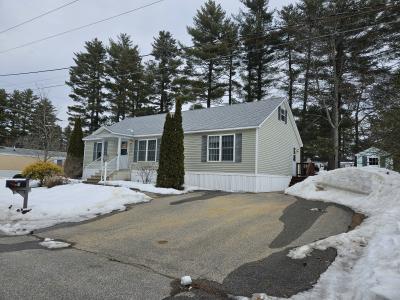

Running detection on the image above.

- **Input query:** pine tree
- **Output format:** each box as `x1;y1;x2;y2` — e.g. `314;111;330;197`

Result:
238;0;276;102
67;38;107;132
147;31;182;113
173;98;185;189
185;0;228;107
277;4;302;108
106;33;144;121
64;118;84;178
8;89;38;140
0;89;9;144
156;98;185;190
222;19;242;104
156;113;174;188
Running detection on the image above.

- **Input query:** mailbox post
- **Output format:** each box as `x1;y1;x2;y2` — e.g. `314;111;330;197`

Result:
6;179;31;214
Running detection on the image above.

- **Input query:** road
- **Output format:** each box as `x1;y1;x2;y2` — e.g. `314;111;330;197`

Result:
0;191;353;299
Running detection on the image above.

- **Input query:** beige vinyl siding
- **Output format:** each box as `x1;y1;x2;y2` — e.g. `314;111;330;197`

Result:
83;138;119;166
257;101;302;176
184;129;256;173
83;141;95;166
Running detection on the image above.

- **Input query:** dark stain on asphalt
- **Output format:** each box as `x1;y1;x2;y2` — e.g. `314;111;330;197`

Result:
0;241;43;253
169;191;231;205
222;247;337;298
166;247;337;299
269;198;332;248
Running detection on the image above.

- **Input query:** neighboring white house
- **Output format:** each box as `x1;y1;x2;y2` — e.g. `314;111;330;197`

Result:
82;98;303;192
355;147;393;169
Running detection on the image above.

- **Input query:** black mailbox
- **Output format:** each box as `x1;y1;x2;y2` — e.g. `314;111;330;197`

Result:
6;179;29;189
6;179;31;214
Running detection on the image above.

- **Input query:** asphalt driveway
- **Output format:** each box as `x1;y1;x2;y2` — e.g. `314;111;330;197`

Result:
0;191;353;299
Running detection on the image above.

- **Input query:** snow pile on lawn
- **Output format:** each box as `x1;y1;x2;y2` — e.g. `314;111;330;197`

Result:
0;180;150;235
100;180;197;195
39;238;70;249
254;167;400;300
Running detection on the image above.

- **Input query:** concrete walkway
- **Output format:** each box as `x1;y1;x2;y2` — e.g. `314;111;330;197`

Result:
0;191;353;299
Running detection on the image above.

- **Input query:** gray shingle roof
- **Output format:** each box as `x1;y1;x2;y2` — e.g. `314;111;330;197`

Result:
94;97;284;138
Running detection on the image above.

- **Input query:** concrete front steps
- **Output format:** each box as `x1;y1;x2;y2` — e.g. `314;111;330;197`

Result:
84;169;131;184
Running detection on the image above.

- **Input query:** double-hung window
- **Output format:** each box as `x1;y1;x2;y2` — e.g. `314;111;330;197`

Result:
208;135;235;162
138;139;157;162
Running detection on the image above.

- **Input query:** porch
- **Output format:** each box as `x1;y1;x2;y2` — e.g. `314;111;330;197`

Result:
82;136;132;181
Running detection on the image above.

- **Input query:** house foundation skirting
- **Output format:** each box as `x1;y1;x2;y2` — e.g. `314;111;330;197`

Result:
184;171;291;193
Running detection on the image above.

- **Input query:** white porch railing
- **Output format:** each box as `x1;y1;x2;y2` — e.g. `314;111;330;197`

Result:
102;156;118;182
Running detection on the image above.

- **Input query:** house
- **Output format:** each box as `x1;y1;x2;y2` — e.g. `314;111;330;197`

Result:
355;147;393;169
82;98;303;192
0;147;66;178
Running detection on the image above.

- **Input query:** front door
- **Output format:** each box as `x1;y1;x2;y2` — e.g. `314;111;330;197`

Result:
120;140;129;169
95;142;102;160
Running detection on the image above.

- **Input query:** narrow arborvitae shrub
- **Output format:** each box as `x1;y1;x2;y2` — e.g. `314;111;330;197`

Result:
173;98;185;189
64;118;84;178
156;98;185;190
22;161;63;186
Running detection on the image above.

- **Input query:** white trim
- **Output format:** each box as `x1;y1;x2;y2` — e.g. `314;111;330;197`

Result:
83;126;134;141
117;137;121;171
255;127;259;174
137;138;157;162
206;134;235;163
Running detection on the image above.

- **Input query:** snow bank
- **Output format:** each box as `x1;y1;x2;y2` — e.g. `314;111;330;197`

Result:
0;180;150;235
100;180;197;195
250;167;400;300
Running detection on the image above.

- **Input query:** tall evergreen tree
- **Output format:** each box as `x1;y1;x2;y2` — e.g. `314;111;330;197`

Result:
106;33;145;121
238;0;276;102
157;98;185;190
185;0;228;107
64;118;84;178
8;89;38;139
0;89;9;143
222;19;242;104
67;38;107;132
147;31;182;113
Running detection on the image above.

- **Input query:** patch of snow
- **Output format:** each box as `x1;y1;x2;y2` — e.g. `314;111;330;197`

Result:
275;168;400;300
100;180;198;195
242;167;400;300
0;180;150;235
39;238;70;249
181;275;192;286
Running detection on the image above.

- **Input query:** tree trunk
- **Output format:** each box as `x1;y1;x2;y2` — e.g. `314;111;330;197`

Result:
228;54;233;105
256;52;263;101
287;36;294;108
207;60;213;108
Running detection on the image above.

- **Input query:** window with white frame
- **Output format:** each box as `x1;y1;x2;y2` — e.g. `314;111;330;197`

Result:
208;135;235;162
138;139;157;162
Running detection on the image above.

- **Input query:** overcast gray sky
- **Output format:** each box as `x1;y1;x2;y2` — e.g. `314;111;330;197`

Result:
0;0;295;127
